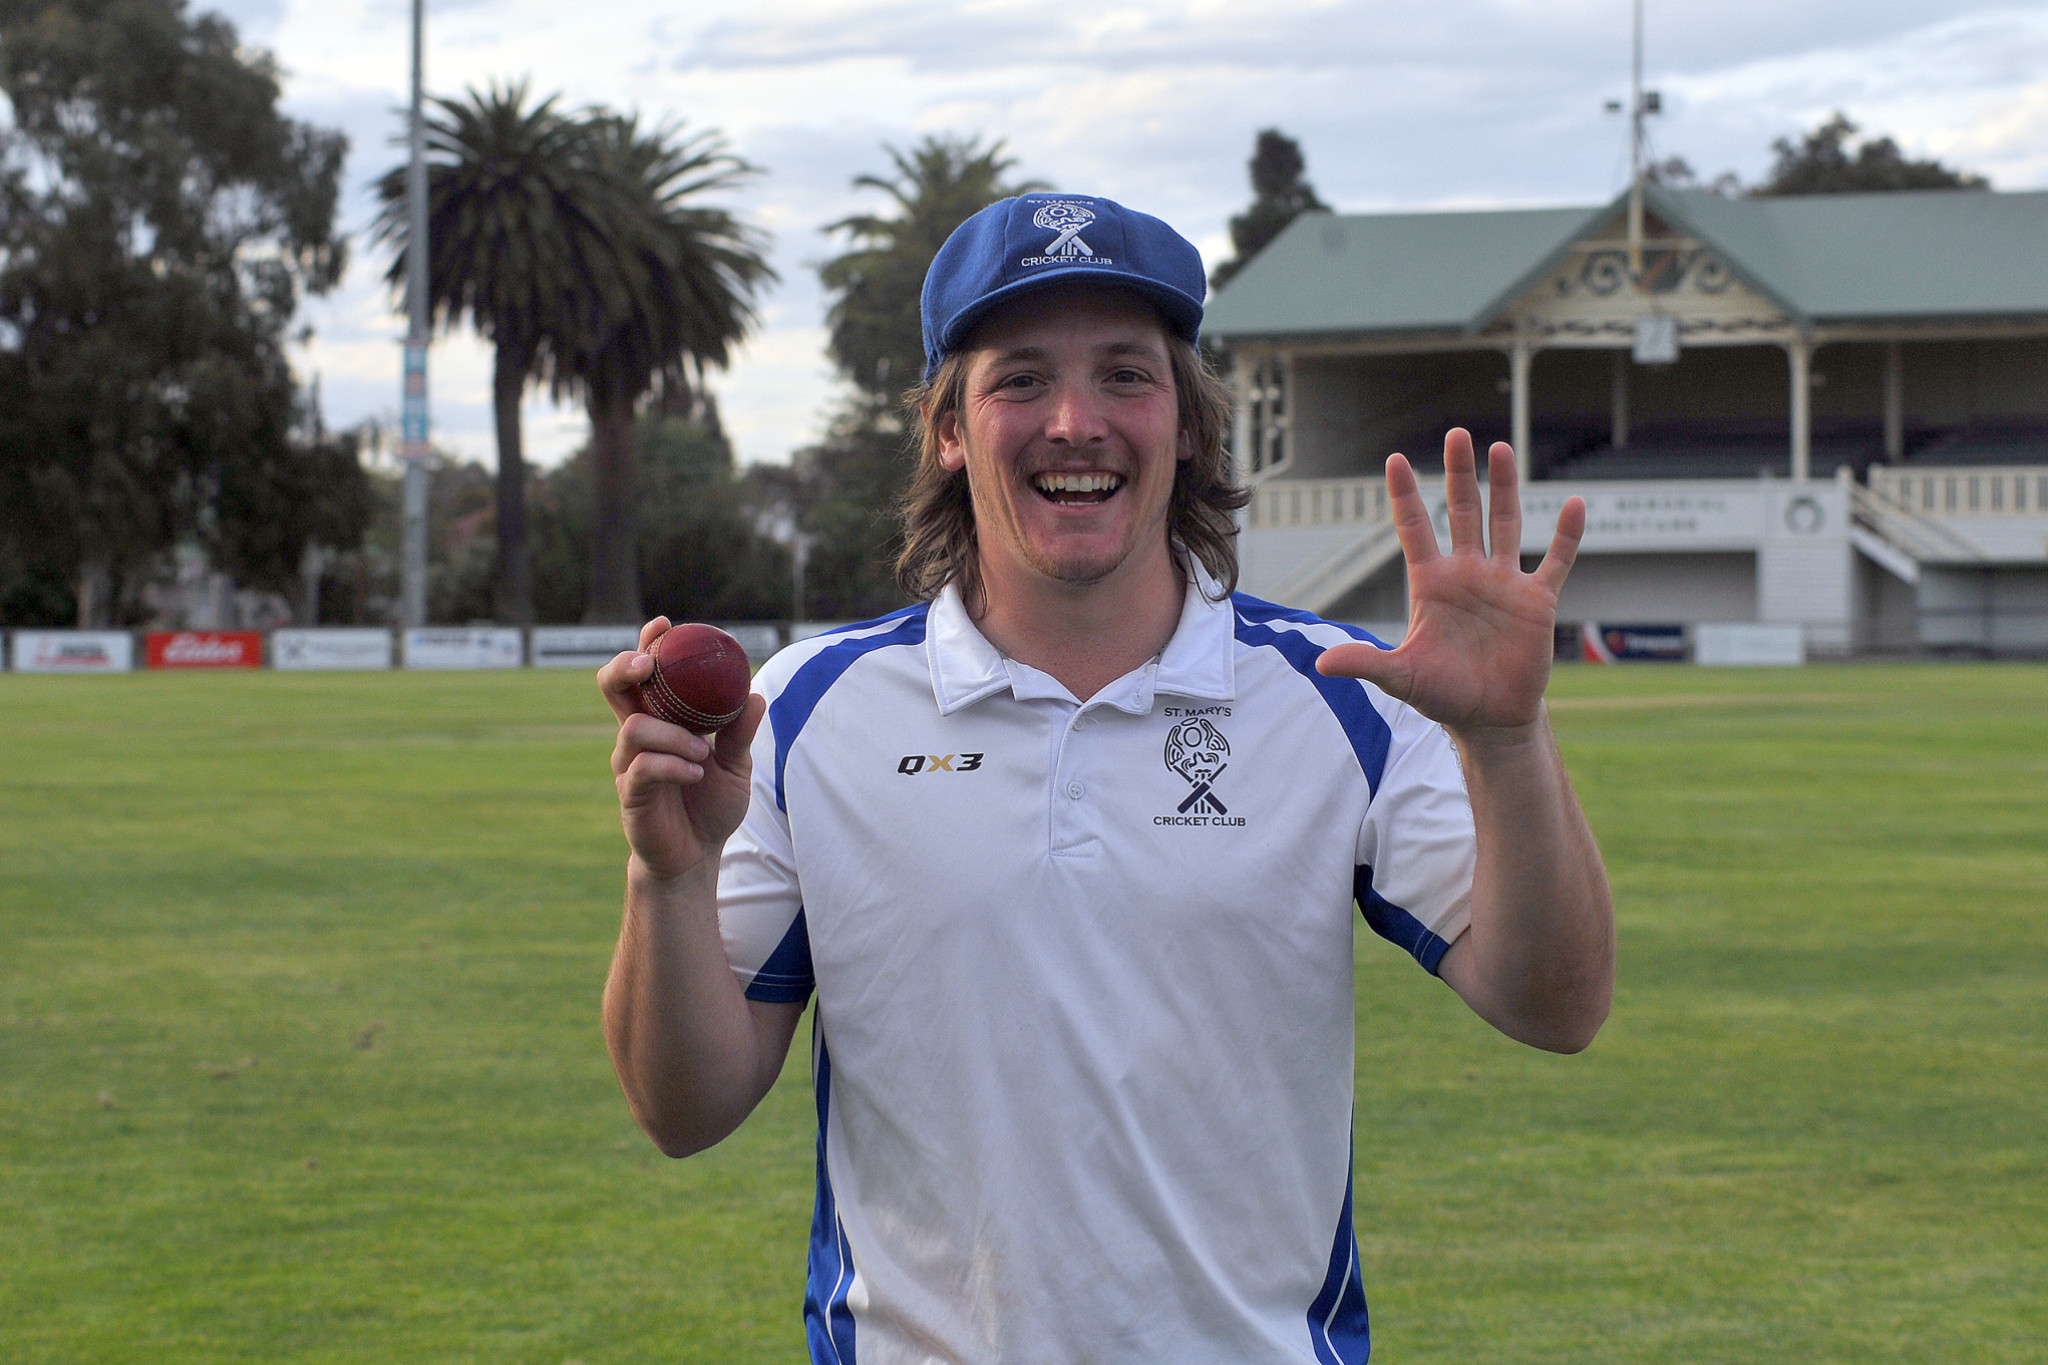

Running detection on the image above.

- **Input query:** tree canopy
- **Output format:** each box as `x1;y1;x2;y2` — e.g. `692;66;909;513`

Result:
561;114;773;622
1210;129;1328;290
820;135;1042;405
372;81;618;625
798;135;1040;619
1753;112;1988;196
0;0;358;626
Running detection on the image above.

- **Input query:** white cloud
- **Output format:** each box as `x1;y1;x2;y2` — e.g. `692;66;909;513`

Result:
227;0;2047;471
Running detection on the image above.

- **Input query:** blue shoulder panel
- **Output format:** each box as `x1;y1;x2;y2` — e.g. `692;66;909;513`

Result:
770;606;931;813
1230;594;1394;794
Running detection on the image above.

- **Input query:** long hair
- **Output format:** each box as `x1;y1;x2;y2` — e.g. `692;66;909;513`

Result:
895;332;1246;611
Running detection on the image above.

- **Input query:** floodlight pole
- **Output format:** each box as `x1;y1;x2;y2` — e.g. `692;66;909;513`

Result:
398;0;431;629
1627;0;1644;280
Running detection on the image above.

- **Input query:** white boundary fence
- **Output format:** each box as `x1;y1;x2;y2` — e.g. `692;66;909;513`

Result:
3;623;808;672
0;618;1826;672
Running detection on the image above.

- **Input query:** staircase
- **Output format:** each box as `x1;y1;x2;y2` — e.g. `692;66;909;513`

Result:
1848;481;1984;582
1269;491;1442;615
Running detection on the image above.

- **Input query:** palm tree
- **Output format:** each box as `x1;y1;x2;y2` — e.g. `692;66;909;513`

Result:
820;135;1044;404
562;115;774;624
373;81;614;625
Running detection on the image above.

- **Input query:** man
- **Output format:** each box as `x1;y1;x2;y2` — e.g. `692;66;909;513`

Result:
599;193;1612;1363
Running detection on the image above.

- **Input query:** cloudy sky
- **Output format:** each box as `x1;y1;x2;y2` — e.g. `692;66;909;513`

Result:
214;0;2048;471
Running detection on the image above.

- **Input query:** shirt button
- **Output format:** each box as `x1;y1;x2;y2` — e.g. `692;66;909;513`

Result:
1066;781;1084;799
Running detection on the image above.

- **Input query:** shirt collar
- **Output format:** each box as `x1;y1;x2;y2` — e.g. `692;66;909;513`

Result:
926;560;1237;717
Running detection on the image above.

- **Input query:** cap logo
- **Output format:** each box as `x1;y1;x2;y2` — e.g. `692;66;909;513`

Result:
1023;201;1101;266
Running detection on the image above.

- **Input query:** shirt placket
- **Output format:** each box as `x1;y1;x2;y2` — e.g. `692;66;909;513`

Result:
1049;702;1101;858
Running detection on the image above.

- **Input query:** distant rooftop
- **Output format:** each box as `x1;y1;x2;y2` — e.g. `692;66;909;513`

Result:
1204;185;2048;341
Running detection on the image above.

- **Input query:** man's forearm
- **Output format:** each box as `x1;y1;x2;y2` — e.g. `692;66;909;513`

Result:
1442;710;1614;1052
602;856;792;1156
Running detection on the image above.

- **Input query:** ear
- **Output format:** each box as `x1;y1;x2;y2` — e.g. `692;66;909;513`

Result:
1177;424;1195;464
938;409;967;472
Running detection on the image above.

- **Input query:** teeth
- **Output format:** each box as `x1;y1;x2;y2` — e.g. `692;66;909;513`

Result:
1033;472;1123;493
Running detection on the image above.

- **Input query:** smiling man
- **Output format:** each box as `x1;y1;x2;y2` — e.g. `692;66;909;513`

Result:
598;194;1614;1364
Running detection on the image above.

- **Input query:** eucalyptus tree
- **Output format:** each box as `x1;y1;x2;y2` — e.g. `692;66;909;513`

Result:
1210;129;1327;291
373;81;615;625
1753;112;1988;196
560;114;773;624
0;0;351;626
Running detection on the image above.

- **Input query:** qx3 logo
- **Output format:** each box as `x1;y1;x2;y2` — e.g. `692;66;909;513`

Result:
897;753;985;775
1164;718;1229;815
1030;201;1096;259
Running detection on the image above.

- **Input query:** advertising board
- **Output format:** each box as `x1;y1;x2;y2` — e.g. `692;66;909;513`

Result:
273;628;394;671
530;625;639;669
1694;623;1805;667
146;630;263;669
402;627;524;670
12;630;135;673
1581;622;1688;663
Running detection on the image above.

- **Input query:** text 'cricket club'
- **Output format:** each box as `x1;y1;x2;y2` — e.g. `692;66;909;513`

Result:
1020;202;1110;268
1158;716;1246;828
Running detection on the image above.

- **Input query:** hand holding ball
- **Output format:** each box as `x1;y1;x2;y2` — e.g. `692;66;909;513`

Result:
637;623;751;733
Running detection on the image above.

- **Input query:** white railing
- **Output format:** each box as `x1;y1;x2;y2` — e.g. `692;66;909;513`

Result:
1868;466;2048;517
1246;475;1394;529
1847;484;1982;565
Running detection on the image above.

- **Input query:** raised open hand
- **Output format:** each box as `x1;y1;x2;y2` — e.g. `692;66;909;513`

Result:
1317;428;1584;742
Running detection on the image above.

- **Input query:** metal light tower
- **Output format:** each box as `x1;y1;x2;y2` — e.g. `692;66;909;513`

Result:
1626;0;1645;280
398;0;431;628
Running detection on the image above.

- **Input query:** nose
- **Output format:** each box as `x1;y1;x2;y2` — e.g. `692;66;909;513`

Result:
1042;380;1109;448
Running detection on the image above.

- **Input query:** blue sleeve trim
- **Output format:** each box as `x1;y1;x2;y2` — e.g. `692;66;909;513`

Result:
1231;595;1394;793
743;907;815;1004
1355;864;1452;976
770;606;931;813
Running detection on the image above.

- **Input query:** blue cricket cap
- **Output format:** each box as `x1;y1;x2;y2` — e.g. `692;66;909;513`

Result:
920;193;1206;379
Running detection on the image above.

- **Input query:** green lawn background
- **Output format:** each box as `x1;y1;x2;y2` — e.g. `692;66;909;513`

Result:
2;664;2043;1362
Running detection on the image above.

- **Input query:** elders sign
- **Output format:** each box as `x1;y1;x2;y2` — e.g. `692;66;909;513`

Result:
146;631;264;669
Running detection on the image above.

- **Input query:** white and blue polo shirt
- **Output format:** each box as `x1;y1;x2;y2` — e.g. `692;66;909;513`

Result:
717;568;1476;1365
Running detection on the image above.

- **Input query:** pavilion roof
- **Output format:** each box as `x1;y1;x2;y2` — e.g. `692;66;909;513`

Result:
1203;185;2048;341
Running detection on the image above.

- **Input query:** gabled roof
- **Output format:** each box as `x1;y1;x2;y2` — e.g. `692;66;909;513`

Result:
1203;186;2048;342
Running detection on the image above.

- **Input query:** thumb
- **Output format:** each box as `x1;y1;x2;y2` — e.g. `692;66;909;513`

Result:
1316;641;1411;699
713;692;768;772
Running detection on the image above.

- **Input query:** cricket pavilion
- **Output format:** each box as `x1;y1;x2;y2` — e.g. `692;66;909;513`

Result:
1204;184;2048;657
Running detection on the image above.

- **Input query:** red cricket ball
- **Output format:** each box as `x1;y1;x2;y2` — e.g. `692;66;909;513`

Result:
638;623;751;733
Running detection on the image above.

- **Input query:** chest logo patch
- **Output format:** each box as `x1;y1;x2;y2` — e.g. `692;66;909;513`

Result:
1163;717;1234;819
897;753;984;775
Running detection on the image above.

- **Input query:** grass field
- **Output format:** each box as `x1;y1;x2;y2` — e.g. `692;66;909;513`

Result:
2;662;2044;1363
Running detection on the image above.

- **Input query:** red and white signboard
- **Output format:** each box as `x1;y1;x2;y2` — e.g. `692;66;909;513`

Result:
11;630;135;673
146;630;263;669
